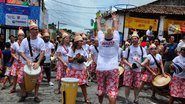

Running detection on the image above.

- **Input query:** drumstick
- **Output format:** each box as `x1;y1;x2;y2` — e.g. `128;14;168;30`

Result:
134;60;157;76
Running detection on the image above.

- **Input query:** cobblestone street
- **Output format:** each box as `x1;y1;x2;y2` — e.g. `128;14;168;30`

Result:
0;71;179;104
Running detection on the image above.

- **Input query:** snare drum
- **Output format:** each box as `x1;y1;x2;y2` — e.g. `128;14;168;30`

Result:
23;65;41;92
61;78;79;104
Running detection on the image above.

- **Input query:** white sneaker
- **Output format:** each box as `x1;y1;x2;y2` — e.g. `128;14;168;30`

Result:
49;82;54;86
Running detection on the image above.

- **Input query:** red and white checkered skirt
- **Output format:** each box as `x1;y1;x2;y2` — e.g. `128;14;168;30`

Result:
141;68;158;83
17;65;43;84
96;69;119;98
170;75;185;98
66;67;88;85
56;61;67;81
123;70;142;88
10;61;24;77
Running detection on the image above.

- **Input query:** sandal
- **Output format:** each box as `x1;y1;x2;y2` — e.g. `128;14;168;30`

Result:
133;99;139;104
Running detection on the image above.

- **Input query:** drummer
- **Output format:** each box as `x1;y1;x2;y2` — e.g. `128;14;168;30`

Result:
140;44;167;99
42;32;55;86
122;31;147;103
9;27;25;93
169;44;185;104
67;34;91;104
96;13;120;104
17;21;45;102
55;32;70;94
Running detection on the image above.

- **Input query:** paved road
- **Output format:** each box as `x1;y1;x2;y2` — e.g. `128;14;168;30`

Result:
0;72;179;104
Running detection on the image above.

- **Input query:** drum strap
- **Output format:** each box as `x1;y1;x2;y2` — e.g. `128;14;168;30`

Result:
151;54;161;71
27;37;33;57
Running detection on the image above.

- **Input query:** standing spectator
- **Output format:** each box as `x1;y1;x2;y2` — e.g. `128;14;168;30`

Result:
146;26;154;41
163;36;177;74
1;42;13;90
9;35;15;46
176;35;185;55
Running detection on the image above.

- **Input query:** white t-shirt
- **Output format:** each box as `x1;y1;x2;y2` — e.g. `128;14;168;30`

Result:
11;42;23;63
82;44;90;58
19;37;45;64
146;29;153;41
123;45;147;72
172;55;185;78
96;30;120;71
147;54;161;69
44;42;54;63
118;47;123;62
67;48;87;70
56;45;70;63
176;41;185;52
90;45;99;63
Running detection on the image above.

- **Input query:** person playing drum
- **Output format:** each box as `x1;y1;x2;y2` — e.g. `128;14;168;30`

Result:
67;34;91;104
139;44;167;99
96;13;120;104
122;31;147;103
9;27;25;93
55;32;70;94
17;21;45;102
169;44;185;104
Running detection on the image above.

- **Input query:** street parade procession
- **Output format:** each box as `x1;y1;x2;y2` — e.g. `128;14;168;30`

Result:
0;0;185;104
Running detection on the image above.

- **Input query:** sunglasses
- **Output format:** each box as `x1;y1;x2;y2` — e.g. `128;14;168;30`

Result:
150;48;157;50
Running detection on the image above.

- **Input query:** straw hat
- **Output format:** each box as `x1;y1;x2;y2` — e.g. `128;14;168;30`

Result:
74;35;83;42
18;27;24;35
29;20;38;30
125;41;130;45
43;32;50;37
149;44;156;49
131;31;139;38
75;32;81;36
62;32;69;39
152;74;171;87
105;28;113;39
82;33;87;39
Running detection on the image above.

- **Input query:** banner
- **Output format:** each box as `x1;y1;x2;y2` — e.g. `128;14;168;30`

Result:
125;16;158;31
5;13;28;26
5;4;30;15
164;19;185;31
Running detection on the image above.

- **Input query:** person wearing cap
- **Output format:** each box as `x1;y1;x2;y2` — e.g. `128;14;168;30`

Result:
67;34;90;104
42;31;55;86
17;20;45;102
139;44;167;99
169;44;185;104
122;31;147;103
96;13;119;104
55;32;70;94
9;27;25;93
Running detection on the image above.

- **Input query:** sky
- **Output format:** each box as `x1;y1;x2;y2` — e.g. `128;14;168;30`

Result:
45;0;156;32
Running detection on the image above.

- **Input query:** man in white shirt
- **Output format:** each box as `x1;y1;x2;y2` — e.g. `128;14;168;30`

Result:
17;21;45;103
146;26;154;41
122;31;147;103
96;13;119;104
42;32;55;86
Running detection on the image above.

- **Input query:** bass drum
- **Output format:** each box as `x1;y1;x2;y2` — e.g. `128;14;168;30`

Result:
23;65;41;92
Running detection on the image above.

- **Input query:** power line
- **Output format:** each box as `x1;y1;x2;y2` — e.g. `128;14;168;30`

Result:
47;9;96;14
50;0;109;9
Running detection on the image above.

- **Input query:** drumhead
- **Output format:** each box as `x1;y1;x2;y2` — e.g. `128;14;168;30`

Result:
23;65;41;76
61;78;79;82
152;73;171;87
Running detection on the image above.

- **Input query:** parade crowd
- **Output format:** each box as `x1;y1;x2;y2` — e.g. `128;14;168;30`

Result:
0;14;184;104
